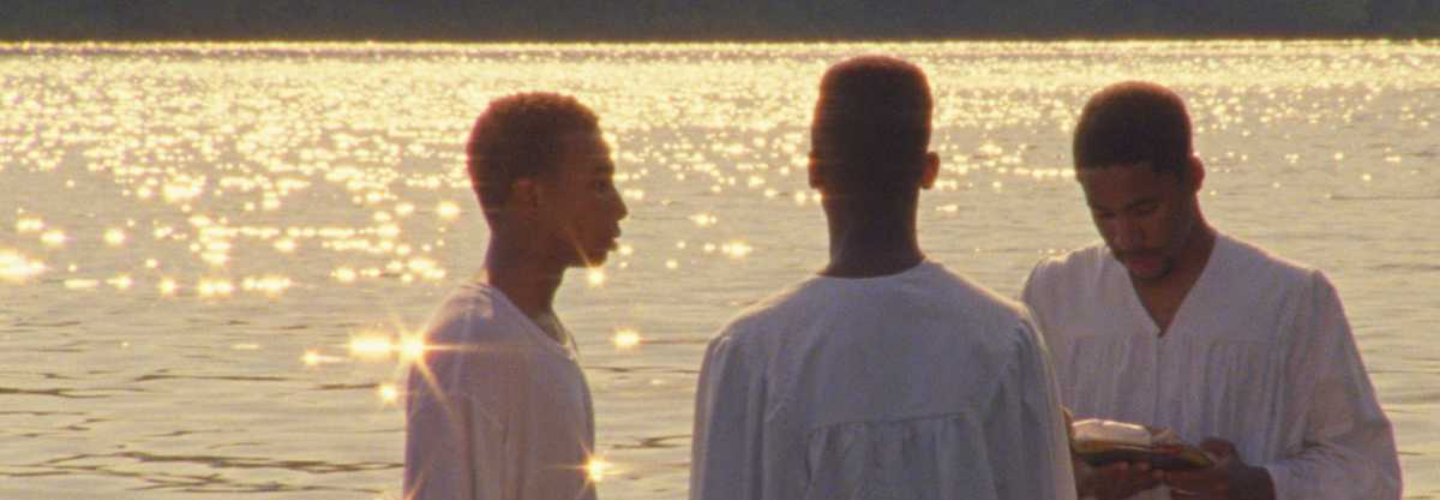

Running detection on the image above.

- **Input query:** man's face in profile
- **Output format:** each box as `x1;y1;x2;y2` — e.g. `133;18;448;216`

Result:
534;131;628;268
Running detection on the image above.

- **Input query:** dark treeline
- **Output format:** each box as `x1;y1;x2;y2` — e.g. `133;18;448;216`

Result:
4;0;1440;41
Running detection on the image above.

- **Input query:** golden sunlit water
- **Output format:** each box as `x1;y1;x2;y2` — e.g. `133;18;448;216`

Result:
2;41;1438;499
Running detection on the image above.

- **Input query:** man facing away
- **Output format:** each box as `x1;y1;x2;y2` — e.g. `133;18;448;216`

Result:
1021;81;1401;500
403;93;628;500
689;56;1076;500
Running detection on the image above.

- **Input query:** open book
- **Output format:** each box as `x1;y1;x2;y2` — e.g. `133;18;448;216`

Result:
1070;418;1214;471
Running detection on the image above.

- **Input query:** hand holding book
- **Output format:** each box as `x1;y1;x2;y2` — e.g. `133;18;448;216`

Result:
1071;418;1215;471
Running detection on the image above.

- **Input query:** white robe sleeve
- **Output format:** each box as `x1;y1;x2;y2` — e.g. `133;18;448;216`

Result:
690;333;767;500
982;320;1078;500
1262;271;1401;500
403;335;510;500
404;391;507;500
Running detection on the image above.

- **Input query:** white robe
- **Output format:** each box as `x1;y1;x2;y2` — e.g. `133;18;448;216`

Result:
403;283;597;500
1021;234;1401;500
691;261;1076;500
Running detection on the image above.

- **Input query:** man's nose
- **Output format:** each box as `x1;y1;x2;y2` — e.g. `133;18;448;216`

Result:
614;193;629;222
1110;218;1142;249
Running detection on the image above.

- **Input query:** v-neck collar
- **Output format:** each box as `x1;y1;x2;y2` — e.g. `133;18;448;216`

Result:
470;282;580;361
1114;233;1229;338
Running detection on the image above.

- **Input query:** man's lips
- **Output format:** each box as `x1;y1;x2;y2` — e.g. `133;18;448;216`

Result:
1117;252;1164;274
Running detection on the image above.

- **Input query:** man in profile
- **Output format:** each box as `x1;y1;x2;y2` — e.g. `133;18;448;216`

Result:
1021;81;1400;500
690;56;1076;500
403;93;628;500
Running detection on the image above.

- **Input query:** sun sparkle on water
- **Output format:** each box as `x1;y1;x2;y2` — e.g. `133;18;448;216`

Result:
377;384;400;404
586;268;606;287
612;329;643;350
586;458;613;483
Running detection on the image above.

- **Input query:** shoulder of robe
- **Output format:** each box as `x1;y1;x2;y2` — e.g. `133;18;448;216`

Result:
1022;242;1110;301
708;278;821;348
936;265;1035;328
1221;236;1320;291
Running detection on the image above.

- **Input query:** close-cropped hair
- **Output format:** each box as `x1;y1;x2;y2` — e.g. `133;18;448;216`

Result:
466;92;599;214
811;56;933;191
1073;81;1193;177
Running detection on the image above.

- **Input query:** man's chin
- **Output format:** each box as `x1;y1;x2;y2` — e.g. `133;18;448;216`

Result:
573;249;611;267
1123;260;1171;281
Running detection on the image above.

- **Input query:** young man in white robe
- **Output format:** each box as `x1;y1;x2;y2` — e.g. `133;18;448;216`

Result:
690;56;1076;500
403;93;628;500
1021;81;1401;500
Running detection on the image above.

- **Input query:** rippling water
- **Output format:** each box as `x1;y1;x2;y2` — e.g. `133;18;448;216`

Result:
2;41;1438;499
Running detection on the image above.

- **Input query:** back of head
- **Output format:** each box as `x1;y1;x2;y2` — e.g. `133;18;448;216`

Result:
1073;81;1193;175
466;92;599;221
811;56;933;195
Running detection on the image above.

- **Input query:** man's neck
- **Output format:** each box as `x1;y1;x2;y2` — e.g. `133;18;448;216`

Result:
483;240;563;323
1131;224;1217;332
822;201;925;278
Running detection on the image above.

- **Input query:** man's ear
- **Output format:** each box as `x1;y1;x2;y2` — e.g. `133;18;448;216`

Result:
509;178;541;214
919;152;940;190
1186;155;1205;193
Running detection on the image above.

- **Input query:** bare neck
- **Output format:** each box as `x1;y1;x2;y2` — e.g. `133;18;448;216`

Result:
822;199;925;278
1130;221;1218;332
483;238;564;322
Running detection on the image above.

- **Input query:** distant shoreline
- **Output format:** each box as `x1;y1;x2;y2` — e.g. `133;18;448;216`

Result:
4;1;1438;42
2;36;1439;45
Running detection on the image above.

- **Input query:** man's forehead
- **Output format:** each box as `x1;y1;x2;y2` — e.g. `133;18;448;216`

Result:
555;132;614;172
1075;161;1180;184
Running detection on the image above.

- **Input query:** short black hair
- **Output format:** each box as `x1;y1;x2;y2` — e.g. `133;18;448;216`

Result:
811;56;933;192
466;92;599;216
1073;81;1193;176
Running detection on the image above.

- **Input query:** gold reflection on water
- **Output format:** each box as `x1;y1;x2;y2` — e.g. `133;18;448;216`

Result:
107;274;133;290
241;275;292;297
0;249;46;283
103;228;127;246
333;267;359;283
349;334;395;359
377;383;400;404
197;278;235;298
585;457;612;483
347;331;432;362
40;229;66;247
436;201;461;220
14;217;43;233
399;336;428;362
612;329;642;350
157;278;178;296
64;279;99;290
688;213;719;227
586;268;606;287
721;241;753;259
